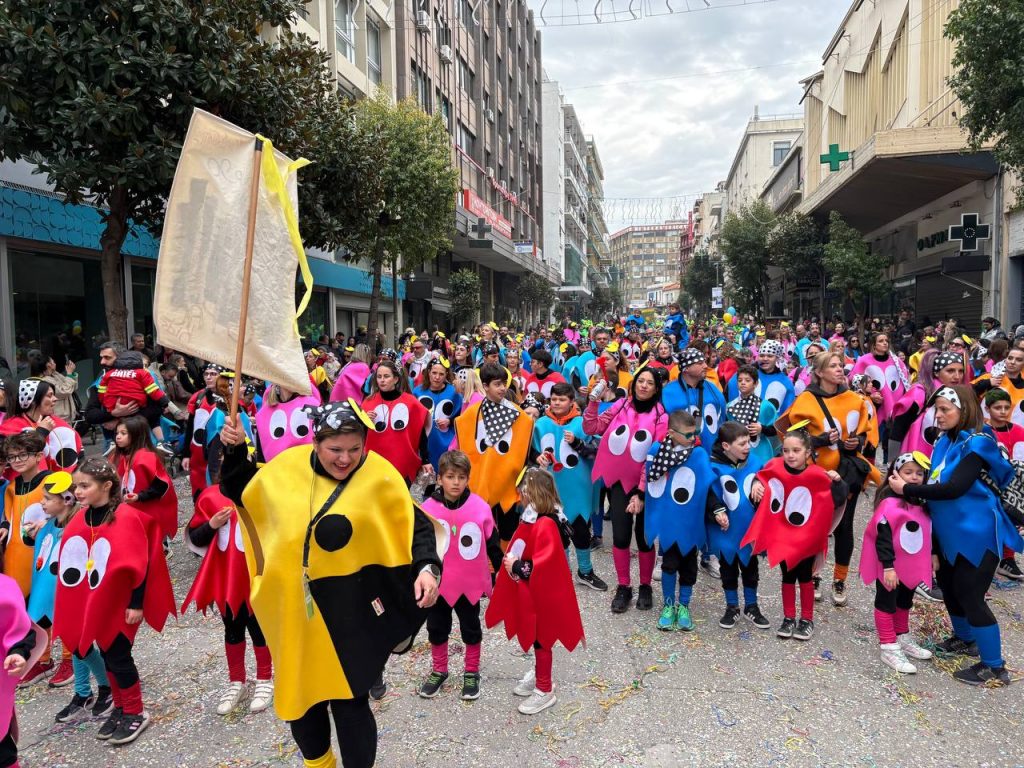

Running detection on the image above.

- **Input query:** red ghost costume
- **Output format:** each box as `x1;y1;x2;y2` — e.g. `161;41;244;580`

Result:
181;485;252;615
116;449;179;539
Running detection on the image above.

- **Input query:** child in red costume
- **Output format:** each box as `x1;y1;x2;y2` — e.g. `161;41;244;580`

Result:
54;458;175;747
112;416;179;543
485;468;584;716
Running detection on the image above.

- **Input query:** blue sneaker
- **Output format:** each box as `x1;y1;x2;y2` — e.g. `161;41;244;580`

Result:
657;602;677;631
676;604;694;631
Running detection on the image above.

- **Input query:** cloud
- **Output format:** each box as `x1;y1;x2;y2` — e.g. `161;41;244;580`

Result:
532;0;850;228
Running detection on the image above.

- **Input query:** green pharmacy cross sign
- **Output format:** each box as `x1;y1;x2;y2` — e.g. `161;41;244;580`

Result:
819;144;850;172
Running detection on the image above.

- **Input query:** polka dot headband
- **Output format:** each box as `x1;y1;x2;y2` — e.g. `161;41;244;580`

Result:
932;351;963;376
18;379;41;410
676;348;704;368
759;340;784;358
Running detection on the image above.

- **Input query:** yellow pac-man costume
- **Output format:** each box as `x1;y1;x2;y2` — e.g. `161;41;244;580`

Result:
236;446;425;721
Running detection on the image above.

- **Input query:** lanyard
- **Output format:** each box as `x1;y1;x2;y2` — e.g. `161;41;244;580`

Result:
301;478;348;619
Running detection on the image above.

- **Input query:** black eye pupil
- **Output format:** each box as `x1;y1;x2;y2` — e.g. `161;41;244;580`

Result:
771;500;781;512
498;440;510;452
724;479;738;493
635;430;648;442
673;489;690;504
907;521;920;532
788;511;805;526
614;425;627;436
273;427;285;438
296;425;309;437
63;567;81;585
394;420;405;429
461;535;473;548
565;455;578;467
89;569;101;588
443;403;454;415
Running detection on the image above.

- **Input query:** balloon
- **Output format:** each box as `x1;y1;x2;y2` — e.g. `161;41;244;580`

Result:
732;315;740;325
727;306;736;315
723;312;733;324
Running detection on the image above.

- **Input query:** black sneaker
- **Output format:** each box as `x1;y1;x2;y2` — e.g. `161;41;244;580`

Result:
744;604;771;629
636;584;654;611
589;536;603;551
56;693;95;723
461;672;481;701
915;582;944;602
997;558;1024;581
777;618;796;639
719;606;741;629
92;686;114;717
96;707;123;740
576;570;609;591
953;661;1011;687
934;636;980;658
793;619;814;641
108;711;150;745
369;673;387;700
418;671;448;698
611;585;633;613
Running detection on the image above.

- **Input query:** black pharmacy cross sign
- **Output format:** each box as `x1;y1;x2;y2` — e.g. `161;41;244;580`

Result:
469;217;493;249
948;213;990;252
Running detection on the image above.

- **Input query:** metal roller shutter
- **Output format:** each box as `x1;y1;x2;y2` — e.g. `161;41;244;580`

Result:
914;271;984;335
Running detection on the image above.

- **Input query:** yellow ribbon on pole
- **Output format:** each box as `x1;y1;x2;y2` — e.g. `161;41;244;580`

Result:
256;134;314;333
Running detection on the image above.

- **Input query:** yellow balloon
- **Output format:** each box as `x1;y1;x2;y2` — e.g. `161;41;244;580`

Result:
723;312;733;324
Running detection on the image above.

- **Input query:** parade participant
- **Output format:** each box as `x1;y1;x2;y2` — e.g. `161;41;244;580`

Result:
1;571;46;768
644;410;714;632
418;451;501;701
182;483;273;716
888;385;1023;686
663;302;689;350
795;323;823;365
974;347;1024;419
533;383;607;591
330;344;373;404
586;344;632;401
304;349;333;402
452;341;474;371
485;468;584;716
620;330;644;372
1;432;50;601
27;351;78;424
983;387;1024;582
505;349;528;396
360;360;431;485
112;416;178;543
254;382;319;463
849;332;909;437
571;328;610;394
454;367;486;414
180;363;222;500
55;458;176;745
1;380;82;476
204;373;255;487
584;368;668;613
744;429;846;641
860;453;934;674
779;351;879;606
908;335;939;381
523;349;566;399
405;337;433;385
95;350;182;455
726;365;777;465
218;400;442;768
662;347;726;450
453;363;533;547
727;340;795;415
890;350;963;460
709;422;769;630
414;359;463;472
645;338;679;384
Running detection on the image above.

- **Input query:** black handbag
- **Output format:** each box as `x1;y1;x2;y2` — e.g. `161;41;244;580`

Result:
813;393;872;494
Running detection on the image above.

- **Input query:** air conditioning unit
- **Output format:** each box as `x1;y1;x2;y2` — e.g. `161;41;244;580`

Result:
486;108;495;122
485;166;495;178
439;44;453;63
500;179;508;190
415;11;430;30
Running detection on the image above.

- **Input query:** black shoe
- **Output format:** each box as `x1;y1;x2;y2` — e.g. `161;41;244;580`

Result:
96;707;123;740
744;604;771;629
793;619;814;641
611;585;633;613
777;618;796;639
636;584;654;611
915;583;944;602
934;636;981;658
461;672;481;700
953;661;1011;687
418;671;448;699
589;536;603;551
576;569;609;591
719;606;741;629
56;693;95;723
92;686;114;717
997;558;1024;581
108;711;150;745
603;510;612;521
369;673;387;700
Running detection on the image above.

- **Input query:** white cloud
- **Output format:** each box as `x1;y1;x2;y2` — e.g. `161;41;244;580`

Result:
532;0;850;228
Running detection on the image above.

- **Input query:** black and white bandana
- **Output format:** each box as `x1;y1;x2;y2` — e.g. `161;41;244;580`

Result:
676;347;704;368
203;362;225;374
934;386;962;409
18;379;40;410
480;399;519;447
522;393;545;414
759;340;784;358
727;394;761;425
850;373;867;391
302;400;372;435
647;442;693;482
933;351;963;376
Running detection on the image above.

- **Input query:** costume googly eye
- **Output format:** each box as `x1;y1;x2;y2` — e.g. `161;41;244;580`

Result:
720;475;741;511
47;426;80;470
743;473;755;498
217;520;231;551
784;486;812;527
371;404;390;433
1013;401;1024;429
768;479;785;514
124;470;137;494
494;428;513;455
864;365;885;392
192;409;212;447
899;520;924;555
607;424;630;456
559;440;580;469
437;399;456;418
233;519;246;552
36;534;54;573
59;536;88;587
290;408;312;439
885;366;901;393
457;522;483;561
764;381;787;410
475;420;488;454
539;433;556;455
418;396;434;411
508;538;527;560
436;519;451;556
541;380;556;399
703;404;719;435
584;359;599;380
269;410;288;440
22;502;46;527
88;538;112;589
670;467;696;504
629;429;653;463
647;472;667;499
845;410;860;436
390;403;410;431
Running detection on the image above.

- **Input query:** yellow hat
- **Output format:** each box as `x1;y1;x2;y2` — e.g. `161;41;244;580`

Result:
787;419;811;432
43;471;74;496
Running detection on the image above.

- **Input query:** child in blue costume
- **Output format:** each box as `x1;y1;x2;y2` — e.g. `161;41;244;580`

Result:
888;384;1024;687
725;340;795;415
644;410;717;631
413;359;464;471
534;383;607;592
662;347;725;452
708;422;769;630
726;365;778;466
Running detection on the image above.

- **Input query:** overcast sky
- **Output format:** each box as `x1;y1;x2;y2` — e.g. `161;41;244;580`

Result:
531;0;851;230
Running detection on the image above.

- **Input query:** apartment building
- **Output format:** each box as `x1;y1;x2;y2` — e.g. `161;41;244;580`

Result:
610;223;686;309
585;138;611;292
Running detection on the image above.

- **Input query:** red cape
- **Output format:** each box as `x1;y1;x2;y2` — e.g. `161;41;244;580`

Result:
117;449;179;539
485;515;584;652
740;459;835;569
181;485;251;616
54;504;176;655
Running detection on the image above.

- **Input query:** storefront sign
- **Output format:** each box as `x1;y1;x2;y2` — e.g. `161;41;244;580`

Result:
711;286;723;309
917;229;949;252
461;188;513;239
514;241;535;256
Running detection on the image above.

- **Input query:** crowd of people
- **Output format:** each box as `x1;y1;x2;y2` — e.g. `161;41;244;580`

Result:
2;305;1024;768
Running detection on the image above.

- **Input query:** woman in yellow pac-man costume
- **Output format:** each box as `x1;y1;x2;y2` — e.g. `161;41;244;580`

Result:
219;400;445;768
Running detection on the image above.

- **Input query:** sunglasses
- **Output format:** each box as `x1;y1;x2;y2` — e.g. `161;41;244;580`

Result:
671;429;698;440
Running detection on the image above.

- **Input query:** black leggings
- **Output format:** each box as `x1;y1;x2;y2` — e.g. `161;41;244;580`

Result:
569;516;591;550
661;544;698;585
98;632;138;689
289;697;376;768
832;489;861;568
936;551;999;628
0;729;15;768
719;555;759;591
493;503;521;542
222;604;267;646
780;557;815;584
608;482;652;552
426;595;482;646
874;581;915;613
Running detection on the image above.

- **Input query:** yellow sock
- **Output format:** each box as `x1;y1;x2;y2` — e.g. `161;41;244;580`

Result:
833;564;849;582
304;751;337;768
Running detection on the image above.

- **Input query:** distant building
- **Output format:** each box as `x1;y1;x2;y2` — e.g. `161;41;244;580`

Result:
610;223;686;309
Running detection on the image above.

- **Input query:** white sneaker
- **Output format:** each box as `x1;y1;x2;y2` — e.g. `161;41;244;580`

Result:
701;555;721;580
880;644;917;674
898;634;933;661
216;682;246;715
249;679;274;712
513;669;536;697
653;560;663;582
517;688;557;715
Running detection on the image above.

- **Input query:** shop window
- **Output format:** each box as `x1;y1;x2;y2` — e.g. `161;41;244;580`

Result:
297;287;330;345
131;263;157;343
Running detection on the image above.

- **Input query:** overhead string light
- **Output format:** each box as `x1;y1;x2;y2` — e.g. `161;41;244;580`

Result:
534;0;777;27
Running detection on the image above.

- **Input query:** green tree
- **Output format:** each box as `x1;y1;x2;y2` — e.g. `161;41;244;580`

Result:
0;0;351;344
588;282;614;319
519;272;557;326
449;268;482;331
821;211;888;339
342;93;459;343
946;1;1024;189
767;212;826;311
681;249;717;316
719;200;775;316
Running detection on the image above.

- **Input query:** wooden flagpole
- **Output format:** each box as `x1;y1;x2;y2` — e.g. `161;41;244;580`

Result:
229;137;264;425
